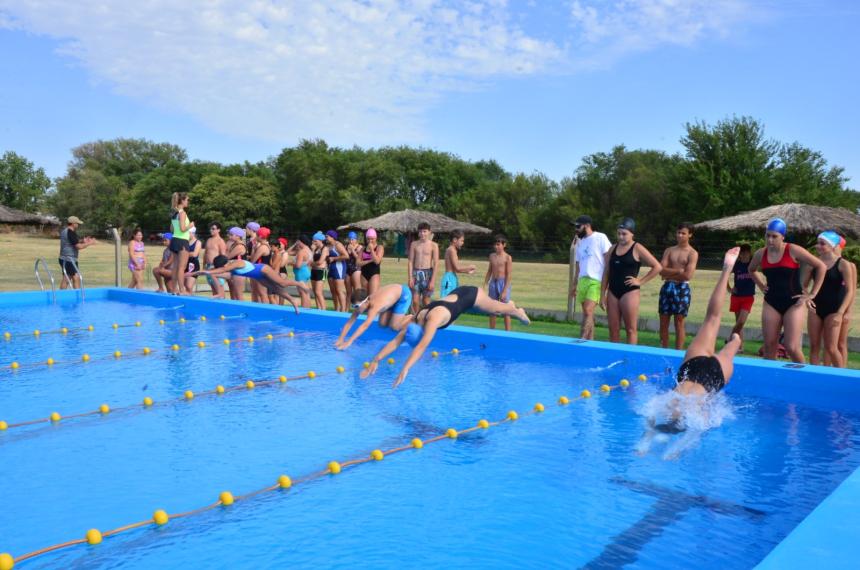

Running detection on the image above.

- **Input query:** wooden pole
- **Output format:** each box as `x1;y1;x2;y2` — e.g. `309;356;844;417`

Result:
567;237;578;321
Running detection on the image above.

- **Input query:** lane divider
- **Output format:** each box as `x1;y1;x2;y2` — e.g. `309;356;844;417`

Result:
0;350;471;433
0;313;247;343
0;374;643;568
2;329;301;374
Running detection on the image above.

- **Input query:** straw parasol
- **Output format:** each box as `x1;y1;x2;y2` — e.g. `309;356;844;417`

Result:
338;209;492;234
694;203;860;238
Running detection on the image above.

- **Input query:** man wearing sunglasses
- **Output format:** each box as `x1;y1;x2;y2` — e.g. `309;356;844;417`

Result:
204;222;228;298
569;215;612;339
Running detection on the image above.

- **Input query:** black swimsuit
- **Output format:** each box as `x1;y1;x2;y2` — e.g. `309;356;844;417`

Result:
677;356;726;393
361;247;381;279
608;243;641;299
814;258;846;319
423;286;478;329
310;250;326;282
761;245;802;315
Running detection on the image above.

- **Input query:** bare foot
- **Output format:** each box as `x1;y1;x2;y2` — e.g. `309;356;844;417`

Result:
514;305;530;325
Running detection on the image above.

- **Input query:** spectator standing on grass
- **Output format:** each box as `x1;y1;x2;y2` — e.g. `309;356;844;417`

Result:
728;244;755;351
168;192;194;295
58;215;96;289
484;235;513;331
441;229;476;298
408;222;439;312
127;227;146;290
569;215;612;340
658;222;699;349
832;236;856;367
203;222;227;299
358;228;384;295
806;231;855;368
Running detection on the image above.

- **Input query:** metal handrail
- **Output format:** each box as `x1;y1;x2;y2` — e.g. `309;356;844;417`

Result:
61;259;86;301
34;258;57;304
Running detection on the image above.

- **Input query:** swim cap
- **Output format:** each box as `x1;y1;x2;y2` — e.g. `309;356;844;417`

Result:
348;231;357;240
405;323;423;347
161;232;173;241
278;237;288;248
766;218;786;236
312;231;325;242
366;228;377;239
819;230;841;248
189;226;197;234
299;234;311;246
840;236;847;249
257;227;271;239
246;221;260;232
617;217;636;232
228;227;244;238
326;229;338;240
213;255;229;268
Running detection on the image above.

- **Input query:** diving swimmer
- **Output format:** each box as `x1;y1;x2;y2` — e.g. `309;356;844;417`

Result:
334;284;414;350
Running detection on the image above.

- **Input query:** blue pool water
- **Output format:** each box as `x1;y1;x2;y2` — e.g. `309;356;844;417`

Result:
2;290;860;568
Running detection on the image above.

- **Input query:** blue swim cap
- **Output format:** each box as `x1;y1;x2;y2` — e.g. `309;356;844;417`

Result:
162;232;173;240
405;323;423;347
312;231;325;242
766;218;786;236
819;230;841;248
348;231;358;240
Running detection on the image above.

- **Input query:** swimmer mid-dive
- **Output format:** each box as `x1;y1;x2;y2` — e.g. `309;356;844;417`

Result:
334;284;414;350
637;247;742;460
360;285;530;388
191;255;309;314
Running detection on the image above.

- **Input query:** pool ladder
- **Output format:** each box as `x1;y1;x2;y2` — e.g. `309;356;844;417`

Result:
34;258;57;304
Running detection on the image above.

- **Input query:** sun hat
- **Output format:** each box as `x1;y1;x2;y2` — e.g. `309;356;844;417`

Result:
366;228;378;239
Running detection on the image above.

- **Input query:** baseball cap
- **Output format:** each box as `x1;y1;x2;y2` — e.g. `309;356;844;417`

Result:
67;216;84;225
618;217;636;232
257;227;271;239
246;221;260;232
573;215;592;226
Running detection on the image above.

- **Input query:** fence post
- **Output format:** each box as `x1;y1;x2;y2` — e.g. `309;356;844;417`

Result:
567;237;578;321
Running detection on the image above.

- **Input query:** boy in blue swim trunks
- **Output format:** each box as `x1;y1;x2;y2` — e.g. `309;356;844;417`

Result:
334;284;413;350
441;230;476;298
658;223;699;349
408;222;439;312
484;234;513;330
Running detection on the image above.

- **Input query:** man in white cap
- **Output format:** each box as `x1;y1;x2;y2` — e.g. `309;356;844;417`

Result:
568;215;611;339
59;216;96;289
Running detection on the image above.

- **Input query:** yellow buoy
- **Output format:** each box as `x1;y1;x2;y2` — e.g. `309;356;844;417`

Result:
0;552;13;570
336;366;345;374
0;421;8;431
328;461;341;474
112;323;119;329
87;325;94;331
371;449;384;461
85;528;102;545
581;389;592;399
219;491;234;506
246;380;255;390
278;375;287;383
446;428;458;439
135;321;141;327
143;397;154;407
507;410;519;421
179;318;186;324
159;320;165;325
278;475;292;489
143;347;151;355
534;402;545;412
200;316;207;321
153;510;169;525
220;315;226;320
452;348;460;355
411;438;424;449
46;357;55;366
33;329;40;336
60;327;68;334
82;354;90;362
620;379;630;388
50;412;61;422
600;384;611;393
100;404;110;414
266;334;273;340
10;362;19;370
638;374;648;382
171;344;180;351
288;331;295;338
362;361;370;369
184;390;194;400
308;371;316;379
387;357;395;365
223;339;230;345
247;336;254;343
2;332;10;340
431;351;439;358
197;341;206;348
215;385;225;394
558;396;570;405
478;419;490;429
113;350;122;358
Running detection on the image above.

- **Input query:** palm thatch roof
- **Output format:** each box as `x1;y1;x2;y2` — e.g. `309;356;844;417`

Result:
694;203;860;238
338;209;492;234
0;204;60;225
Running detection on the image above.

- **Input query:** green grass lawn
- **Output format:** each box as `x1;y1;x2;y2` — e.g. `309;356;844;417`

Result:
3;233;858;368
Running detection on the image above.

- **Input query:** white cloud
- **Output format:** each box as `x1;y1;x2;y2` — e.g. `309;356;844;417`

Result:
0;1;755;145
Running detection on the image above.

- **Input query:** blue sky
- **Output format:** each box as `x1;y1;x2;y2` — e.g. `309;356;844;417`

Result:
1;1;858;187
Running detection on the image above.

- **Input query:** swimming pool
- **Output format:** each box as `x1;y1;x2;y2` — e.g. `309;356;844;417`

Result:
1;288;859;568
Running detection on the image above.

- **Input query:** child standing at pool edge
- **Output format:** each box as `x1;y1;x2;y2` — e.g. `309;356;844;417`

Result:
485;235;513;331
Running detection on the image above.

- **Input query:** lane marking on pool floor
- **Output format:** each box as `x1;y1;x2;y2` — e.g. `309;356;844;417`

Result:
0;349;473;433
0;375;645;568
0;312;247;344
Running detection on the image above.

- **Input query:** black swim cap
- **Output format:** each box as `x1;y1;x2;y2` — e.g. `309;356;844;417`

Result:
299;234;312;247
654;419;686;434
618;217;636;232
213;255;229;268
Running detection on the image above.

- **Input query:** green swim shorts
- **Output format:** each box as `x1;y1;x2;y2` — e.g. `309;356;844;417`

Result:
577;276;601;304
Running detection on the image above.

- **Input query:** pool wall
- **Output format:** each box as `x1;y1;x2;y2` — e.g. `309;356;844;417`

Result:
2;287;859;566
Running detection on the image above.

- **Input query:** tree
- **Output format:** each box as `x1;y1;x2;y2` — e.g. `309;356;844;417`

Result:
48;169;129;231
190;175;279;229
68;139;188;188
771;143;858;210
0;151;51;212
130;160;222;231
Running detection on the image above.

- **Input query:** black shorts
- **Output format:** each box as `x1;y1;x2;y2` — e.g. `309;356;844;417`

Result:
58;258;78;277
187;258;201;274
169;237;189;253
677;356;726;393
310;268;326;282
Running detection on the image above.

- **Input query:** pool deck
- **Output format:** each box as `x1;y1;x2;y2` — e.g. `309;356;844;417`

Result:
3;286;860;567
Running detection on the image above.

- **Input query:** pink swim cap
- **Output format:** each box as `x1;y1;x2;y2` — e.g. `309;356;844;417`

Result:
366;228;377;239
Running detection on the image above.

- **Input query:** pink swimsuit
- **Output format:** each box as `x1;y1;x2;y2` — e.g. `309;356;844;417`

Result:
128;241;145;271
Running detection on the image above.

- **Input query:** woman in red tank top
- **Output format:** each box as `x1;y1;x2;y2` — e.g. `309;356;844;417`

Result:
748;218;825;362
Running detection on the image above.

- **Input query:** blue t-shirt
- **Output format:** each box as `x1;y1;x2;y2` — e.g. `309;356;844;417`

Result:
733;261;756;297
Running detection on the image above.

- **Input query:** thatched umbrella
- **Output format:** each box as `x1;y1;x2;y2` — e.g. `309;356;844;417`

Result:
694;203;860;238
338;209;491;234
0;204;59;226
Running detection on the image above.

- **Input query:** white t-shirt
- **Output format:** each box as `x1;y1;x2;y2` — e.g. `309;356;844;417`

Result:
575;232;612;280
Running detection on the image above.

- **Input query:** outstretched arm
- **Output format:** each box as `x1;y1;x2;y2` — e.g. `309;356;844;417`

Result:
360;327;408;379
392;322;439;388
340;306;383;350
335;310;362;346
